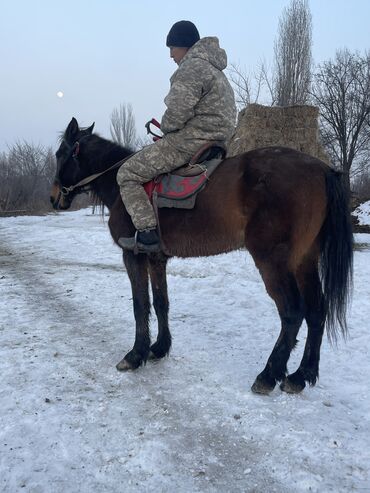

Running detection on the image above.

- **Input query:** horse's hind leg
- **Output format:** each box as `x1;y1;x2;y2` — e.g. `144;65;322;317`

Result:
116;251;151;371
251;246;304;394
281;254;325;393
148;254;172;359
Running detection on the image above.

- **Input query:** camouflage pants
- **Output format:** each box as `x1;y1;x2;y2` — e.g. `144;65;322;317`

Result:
117;138;193;231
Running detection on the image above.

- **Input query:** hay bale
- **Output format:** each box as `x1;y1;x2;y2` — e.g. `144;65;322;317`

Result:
228;103;330;164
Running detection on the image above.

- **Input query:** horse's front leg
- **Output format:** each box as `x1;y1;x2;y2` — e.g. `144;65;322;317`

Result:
148;254;171;359
116;251;151;371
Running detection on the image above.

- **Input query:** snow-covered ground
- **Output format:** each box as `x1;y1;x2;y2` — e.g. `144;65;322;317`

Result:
1;207;369;493
354;200;370;226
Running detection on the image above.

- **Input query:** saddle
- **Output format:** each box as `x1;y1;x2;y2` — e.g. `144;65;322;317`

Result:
144;142;226;209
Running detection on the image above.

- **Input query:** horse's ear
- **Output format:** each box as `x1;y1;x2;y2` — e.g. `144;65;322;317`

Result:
86;122;95;135
65;117;79;143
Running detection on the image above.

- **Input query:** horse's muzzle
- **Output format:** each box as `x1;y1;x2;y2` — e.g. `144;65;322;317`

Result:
50;183;71;210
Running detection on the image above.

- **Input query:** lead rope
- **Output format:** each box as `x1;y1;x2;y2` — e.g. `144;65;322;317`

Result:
61;152;137;196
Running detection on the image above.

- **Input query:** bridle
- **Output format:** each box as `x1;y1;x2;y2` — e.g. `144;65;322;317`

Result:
58;118;159;200
58;138;135;199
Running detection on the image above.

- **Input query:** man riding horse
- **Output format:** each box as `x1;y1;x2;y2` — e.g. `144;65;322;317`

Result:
117;20;237;253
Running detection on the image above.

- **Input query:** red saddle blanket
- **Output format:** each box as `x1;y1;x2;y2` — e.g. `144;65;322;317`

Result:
143;158;221;209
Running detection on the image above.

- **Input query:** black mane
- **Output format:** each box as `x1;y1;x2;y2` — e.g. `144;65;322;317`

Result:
84;134;134;169
82;134;134;211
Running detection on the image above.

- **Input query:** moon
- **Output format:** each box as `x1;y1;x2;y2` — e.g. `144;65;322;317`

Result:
57;91;64;98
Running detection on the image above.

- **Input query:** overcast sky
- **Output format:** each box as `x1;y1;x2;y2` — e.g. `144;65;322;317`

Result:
1;0;369;152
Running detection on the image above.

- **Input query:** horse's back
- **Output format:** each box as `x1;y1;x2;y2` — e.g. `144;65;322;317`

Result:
151;146;329;259
239;146;328;189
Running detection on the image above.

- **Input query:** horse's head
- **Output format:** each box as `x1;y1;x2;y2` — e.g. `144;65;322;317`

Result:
50;117;95;210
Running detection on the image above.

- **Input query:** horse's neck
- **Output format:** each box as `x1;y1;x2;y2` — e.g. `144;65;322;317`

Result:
90;170;120;210
85;142;131;210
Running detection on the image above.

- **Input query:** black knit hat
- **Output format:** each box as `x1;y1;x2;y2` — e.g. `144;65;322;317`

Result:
166;20;200;48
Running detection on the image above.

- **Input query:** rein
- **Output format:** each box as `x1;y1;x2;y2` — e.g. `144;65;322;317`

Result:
61;121;160;197
60;150;134;197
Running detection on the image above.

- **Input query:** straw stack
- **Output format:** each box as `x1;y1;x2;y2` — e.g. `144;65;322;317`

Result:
228;103;329;164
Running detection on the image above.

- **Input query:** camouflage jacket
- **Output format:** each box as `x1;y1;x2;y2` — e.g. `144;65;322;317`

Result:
161;37;236;153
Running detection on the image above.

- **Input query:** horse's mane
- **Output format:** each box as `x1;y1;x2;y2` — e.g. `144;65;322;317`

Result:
57;125;135;214
86;134;134;214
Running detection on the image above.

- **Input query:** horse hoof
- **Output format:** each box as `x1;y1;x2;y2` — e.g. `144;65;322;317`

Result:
149;341;171;360
251;379;275;395
280;376;306;394
148;350;166;361
148;351;157;360
116;358;136;371
116;348;148;371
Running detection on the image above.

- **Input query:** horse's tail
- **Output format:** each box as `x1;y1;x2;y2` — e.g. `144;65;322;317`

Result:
320;168;353;342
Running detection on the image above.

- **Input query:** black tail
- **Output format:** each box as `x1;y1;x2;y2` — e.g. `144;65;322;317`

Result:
320;169;353;342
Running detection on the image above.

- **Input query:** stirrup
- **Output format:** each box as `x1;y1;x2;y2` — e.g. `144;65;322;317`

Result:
118;231;161;254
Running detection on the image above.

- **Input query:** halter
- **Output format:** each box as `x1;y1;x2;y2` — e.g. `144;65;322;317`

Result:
72;141;80;158
58;138;135;198
59;159;126;196
60;119;158;198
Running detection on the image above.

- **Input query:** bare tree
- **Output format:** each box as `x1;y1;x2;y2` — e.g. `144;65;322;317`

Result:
9;141;49;177
228;64;253;108
0;142;58;212
228;62;273;109
110;103;138;149
352;171;370;202
311;49;370;190
274;0;312;106
0;152;11;211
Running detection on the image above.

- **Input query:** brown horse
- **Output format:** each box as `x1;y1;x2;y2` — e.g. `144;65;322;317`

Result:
50;117;353;394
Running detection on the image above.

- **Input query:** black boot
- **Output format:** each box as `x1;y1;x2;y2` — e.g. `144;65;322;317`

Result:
118;228;161;253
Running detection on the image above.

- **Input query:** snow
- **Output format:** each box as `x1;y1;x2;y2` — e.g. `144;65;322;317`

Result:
1;208;369;492
355;200;370;226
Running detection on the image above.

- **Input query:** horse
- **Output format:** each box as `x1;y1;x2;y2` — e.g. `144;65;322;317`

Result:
50;117;353;395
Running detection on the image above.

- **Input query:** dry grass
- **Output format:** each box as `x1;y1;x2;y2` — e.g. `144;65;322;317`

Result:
228;103;329;163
